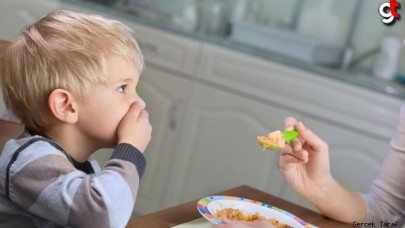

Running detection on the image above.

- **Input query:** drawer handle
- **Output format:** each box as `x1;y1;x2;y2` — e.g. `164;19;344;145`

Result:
169;100;183;130
139;40;164;54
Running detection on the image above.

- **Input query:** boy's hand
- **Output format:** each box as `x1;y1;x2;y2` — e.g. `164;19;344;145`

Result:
279;117;334;201
117;102;152;153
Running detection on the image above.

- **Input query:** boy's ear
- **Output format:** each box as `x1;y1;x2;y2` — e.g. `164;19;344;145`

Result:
48;89;78;124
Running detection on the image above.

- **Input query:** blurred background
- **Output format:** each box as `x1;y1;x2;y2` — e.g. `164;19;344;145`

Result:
84;0;405;81
1;0;405;80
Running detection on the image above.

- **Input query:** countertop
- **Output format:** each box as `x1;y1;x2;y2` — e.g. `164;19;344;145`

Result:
61;0;405;100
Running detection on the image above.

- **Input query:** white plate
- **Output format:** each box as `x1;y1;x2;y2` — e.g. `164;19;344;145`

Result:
197;195;309;228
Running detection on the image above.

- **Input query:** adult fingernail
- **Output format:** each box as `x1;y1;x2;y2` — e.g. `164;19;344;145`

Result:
292;140;301;150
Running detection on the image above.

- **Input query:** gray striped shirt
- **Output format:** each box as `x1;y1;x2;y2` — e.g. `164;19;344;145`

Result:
0;132;146;227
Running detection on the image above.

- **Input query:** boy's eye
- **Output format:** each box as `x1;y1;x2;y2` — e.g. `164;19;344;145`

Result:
118;85;127;93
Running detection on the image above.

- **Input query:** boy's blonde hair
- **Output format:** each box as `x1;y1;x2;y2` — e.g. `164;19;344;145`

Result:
1;10;144;132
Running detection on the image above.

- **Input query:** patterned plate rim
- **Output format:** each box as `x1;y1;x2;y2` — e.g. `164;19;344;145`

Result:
196;195;309;226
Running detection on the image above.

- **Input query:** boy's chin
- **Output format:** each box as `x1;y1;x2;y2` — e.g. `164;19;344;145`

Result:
97;138;117;149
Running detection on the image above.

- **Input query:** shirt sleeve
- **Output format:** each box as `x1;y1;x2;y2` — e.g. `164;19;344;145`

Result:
361;103;405;223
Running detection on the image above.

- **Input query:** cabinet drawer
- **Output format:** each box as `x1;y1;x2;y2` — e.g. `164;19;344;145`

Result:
120;20;201;76
59;2;201;76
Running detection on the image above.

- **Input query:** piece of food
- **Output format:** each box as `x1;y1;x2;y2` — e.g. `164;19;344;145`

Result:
215;208;293;228
257;130;285;151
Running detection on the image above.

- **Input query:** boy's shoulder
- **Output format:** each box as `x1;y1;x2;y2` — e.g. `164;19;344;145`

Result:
0;133;68;173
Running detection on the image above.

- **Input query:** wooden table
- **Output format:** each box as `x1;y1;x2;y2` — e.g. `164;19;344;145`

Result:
0;119;24;150
127;185;352;228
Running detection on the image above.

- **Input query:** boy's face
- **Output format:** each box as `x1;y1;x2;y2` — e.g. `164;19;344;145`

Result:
77;56;144;148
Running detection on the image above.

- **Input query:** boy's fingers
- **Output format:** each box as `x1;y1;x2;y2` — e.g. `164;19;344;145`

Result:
127;102;144;119
138;109;149;120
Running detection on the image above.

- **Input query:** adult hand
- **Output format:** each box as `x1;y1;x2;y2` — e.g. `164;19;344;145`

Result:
279;117;333;200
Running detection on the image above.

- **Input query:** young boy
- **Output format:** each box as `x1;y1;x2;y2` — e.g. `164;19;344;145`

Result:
0;10;151;227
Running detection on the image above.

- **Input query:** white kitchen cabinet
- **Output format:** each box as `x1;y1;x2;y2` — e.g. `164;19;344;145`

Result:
304;117;391;192
163;82;303;207
181;42;402;210
196;43;402;142
133;66;193;216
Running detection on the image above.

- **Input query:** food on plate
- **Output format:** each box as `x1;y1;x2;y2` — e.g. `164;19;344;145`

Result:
257;130;285;151
215;208;293;228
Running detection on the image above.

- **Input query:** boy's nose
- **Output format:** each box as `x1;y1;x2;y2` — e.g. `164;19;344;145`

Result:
135;98;146;110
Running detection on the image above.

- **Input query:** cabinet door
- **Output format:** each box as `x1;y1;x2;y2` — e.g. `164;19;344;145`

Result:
132;67;193;216
164;83;303;207
305;117;390;192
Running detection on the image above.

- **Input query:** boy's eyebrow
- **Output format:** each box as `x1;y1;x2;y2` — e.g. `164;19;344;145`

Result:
109;77;136;84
